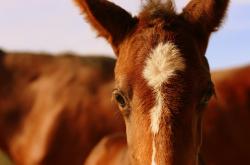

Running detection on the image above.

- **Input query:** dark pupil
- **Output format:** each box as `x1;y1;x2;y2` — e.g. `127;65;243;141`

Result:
202;87;214;104
206;85;214;100
115;94;126;108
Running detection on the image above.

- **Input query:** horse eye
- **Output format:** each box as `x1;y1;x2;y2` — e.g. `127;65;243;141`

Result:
113;90;127;109
200;85;214;106
200;92;212;105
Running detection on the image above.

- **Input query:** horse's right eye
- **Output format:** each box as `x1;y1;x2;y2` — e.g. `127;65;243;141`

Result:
112;89;130;113
114;92;126;108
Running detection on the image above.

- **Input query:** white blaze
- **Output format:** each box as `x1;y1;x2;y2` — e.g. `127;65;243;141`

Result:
143;42;185;165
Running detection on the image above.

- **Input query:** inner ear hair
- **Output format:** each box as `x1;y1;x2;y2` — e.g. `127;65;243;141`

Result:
74;0;138;49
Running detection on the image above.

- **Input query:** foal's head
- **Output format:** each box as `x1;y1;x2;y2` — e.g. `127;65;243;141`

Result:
75;0;229;164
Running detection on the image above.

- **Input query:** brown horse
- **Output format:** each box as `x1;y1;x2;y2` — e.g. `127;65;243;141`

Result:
74;0;229;164
0;50;124;165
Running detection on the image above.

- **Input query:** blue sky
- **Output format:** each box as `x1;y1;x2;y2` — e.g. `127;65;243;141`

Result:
0;0;249;70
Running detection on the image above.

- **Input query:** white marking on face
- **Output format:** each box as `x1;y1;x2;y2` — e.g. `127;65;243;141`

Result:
150;92;164;134
143;42;186;89
151;141;157;165
143;42;185;165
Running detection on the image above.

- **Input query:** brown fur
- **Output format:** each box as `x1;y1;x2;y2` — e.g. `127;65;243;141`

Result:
0;51;125;165
182;0;230;32
85;134;128;165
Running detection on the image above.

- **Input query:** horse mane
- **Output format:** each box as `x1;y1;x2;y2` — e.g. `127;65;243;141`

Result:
139;0;176;20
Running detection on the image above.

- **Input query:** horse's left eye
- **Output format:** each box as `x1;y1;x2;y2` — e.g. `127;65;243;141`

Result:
200;84;215;106
200;92;212;105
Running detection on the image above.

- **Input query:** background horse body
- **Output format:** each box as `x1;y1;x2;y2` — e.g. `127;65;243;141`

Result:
0;50;124;165
202;65;250;164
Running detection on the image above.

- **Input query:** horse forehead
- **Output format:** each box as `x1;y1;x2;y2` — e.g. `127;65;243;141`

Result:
115;41;186;87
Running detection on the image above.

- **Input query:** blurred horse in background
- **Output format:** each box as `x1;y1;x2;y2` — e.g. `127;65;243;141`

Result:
202;65;250;164
0;50;124;165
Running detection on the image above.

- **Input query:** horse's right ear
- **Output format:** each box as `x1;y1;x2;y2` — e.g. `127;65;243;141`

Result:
74;0;137;53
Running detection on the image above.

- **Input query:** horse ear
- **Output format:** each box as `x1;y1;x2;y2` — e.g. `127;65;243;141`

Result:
74;0;137;53
181;0;230;33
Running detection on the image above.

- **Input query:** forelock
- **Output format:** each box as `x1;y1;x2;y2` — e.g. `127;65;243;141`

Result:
139;0;176;20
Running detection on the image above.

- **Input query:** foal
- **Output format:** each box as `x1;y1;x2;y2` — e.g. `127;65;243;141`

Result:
75;0;229;164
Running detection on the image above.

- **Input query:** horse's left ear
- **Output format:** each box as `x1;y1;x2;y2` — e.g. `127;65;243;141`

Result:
74;0;137;53
181;0;230;33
